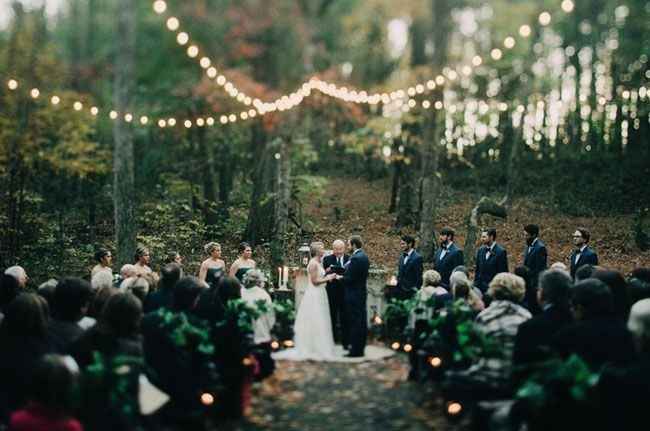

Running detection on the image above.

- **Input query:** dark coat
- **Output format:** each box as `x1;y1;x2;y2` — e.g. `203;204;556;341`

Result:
475;243;509;293
396;250;424;298
569;246;599;278
513;305;574;384
523;239;548;287
553;317;636;369
322;254;350;289
47;319;85;354
343;249;370;291
143;287;174;314
433;243;464;288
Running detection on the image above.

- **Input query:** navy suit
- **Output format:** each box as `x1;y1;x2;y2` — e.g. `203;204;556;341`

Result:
395;250;423;299
570;246;599;278
323;253;350;344
523;239;548;287
474;243;509;293
433;243;464;288
343;249;370;356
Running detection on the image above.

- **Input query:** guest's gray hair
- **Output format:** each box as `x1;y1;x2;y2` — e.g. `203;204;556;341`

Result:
332;239;345;248
91;270;114;291
488;273;526;302
243;269;266;288
628;299;650;343
121;275;150;297
422;270;442;287
450;271;470;291
4;265;26;281
120;264;137;278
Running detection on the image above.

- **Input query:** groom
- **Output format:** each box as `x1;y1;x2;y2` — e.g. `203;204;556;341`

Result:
343;235;370;358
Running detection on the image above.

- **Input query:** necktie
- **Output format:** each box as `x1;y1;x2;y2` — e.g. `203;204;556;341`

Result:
339;256;343;267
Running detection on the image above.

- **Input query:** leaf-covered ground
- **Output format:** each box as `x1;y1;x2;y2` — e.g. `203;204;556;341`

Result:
224;351;448;431
301;176;650;275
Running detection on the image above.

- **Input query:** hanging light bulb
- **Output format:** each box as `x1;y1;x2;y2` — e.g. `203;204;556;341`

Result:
184;120;192;128
90;107;99;116
158;119;167;128
7;79;18;90
73;101;83;111
200;57;211;69
504;37;516;49
168;118;177;126
187;45;199;58
561;0;575;13
30;88;40;98
206;117;215;126
196;118;205;127
166;17;179;31
519;25;532;38
109;110;118;119
176;32;189;45
153;1;167;14
124;113;133;122
539;12;552;26
140;116;149;125
491;48;503;60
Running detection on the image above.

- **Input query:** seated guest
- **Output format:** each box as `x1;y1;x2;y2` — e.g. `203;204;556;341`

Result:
48;278;94;353
87;286;118;320
9;354;82;431
550;262;570;275
0;294;52;422
69;292;143;369
515;265;540;315
554;279;636;369
141;276;208;426
592;269;628;318
241;269;275;380
91;248;112;278
569;228;599;279
513;270;574;376
116;264;137;288
144;263;181;313
1;272;24;321
434;227;464;288
599;299;650;431
627;278;650;310
451;265;484;300
37;279;58;306
4;265;29;288
121;274;150;303
414;270;452;312
574;264;597;282
450;271;484;313
631;267;650;284
445;273;531;399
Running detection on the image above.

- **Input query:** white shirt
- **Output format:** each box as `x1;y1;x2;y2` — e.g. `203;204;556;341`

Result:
527;238;538;254
485;243;496;260
241;286;275;344
574;245;588;264
403;249;414;265
440;242;453;260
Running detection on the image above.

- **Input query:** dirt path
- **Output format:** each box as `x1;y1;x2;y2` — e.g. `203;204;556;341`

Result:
227;351;448;430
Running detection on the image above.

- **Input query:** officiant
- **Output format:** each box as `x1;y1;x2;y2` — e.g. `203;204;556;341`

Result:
323;239;349;345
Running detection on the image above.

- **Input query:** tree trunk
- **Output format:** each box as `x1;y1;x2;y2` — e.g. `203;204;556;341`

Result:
503;116;523;207
273;137;292;266
245;124;276;244
418;0;452;261
113;0;137;267
389;139;401;214
396;141;418;228
197;127;218;226
464;197;508;268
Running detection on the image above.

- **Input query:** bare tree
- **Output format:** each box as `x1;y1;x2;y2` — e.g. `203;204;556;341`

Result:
113;0;136;267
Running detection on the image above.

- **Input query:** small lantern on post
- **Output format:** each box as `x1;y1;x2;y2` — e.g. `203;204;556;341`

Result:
298;243;311;267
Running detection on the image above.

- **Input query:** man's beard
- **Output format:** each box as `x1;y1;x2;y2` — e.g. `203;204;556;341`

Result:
526;237;534;246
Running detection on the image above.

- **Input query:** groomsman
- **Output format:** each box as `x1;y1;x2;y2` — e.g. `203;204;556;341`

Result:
395;235;424;300
433;227;464;288
523;224;548;287
323;239;350;344
475;228;509;293
570;228;599;279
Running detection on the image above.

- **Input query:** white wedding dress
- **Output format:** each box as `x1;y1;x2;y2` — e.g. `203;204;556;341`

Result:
274;259;337;361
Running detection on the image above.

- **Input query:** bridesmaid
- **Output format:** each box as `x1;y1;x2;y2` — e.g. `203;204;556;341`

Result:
199;242;226;287
229;242;256;283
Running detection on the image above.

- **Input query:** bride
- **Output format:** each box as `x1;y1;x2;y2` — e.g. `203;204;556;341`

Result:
275;241;341;361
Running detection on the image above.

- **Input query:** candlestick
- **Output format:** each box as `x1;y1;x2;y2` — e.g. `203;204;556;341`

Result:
278;267;282;288
282;266;289;289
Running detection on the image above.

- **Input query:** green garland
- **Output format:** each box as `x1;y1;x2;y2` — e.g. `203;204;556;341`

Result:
155;308;215;355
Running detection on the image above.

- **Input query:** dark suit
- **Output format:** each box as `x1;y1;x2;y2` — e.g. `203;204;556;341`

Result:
343;249;370;356
395;250;423;300
433;243;464;288
474;243;509;293
323;253;350;344
513;305;573;385
569;246;599;278
523;239;547;287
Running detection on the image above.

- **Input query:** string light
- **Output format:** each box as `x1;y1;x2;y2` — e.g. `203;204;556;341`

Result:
140;116;149;125
200;393;214;406
200;57;211;69
168;118;176;126
561;0;574;13
158;119;167;128
176;32;189;45
491;48;503;60
124;113;133;122
109;110;118;119
152;0;167;14
539;11;552;26
187;45;199;58
51;95;60;105
519;25;532;38
504;37;516;49
184;120;192;128
30;88;40;98
7;79;18;90
166;17;179;31
73;101;83;111
90;106;99;116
